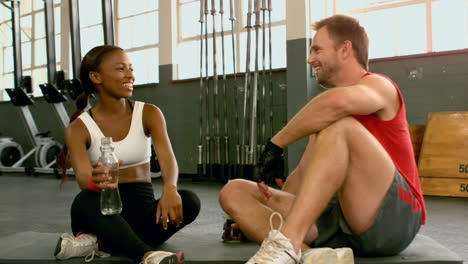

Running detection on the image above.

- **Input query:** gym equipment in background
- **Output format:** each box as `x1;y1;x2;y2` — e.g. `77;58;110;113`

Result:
0;1;23;173
219;0;231;182
4;80;62;175
210;0;222;181
0;136;24;168
195;0;276;182
197;0;205;180
228;0;241;181
1;1;62;175
418;112;468;198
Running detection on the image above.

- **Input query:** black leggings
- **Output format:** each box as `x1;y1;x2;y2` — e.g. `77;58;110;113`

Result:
70;182;200;261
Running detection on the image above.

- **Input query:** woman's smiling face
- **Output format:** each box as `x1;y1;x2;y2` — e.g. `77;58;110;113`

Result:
91;49;135;99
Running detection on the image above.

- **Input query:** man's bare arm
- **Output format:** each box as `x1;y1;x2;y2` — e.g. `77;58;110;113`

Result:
272;75;395;148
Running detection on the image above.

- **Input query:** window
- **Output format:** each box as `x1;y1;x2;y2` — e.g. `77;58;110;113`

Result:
0;0;160;102
1;19;13;99
0;1;62;99
116;0;159;84
177;0;286;79
126;48;158;84
79;0;104;56
309;0;468;59
432;0;468;52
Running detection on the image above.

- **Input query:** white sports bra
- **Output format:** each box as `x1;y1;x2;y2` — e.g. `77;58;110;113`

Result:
78;101;151;169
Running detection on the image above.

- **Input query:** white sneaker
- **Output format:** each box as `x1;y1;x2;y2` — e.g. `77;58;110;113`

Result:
302;247;354;264
335;248;354;264
54;233;110;262
141;251;184;264
246;212;301;264
301;248;337;264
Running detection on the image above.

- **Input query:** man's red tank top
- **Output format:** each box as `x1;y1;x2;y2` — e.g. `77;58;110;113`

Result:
352;72;426;224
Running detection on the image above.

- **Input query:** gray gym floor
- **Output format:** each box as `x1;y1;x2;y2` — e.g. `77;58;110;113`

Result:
0;174;466;263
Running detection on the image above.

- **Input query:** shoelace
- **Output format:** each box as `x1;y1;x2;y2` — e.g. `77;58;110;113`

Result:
72;235;110;263
250;212;293;263
84;250;111;263
250;235;285;263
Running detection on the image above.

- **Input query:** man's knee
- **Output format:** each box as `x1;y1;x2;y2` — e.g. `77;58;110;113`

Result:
219;179;250;213
317;116;362;139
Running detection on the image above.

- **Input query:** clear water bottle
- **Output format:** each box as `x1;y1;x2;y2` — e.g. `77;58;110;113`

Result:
99;137;122;215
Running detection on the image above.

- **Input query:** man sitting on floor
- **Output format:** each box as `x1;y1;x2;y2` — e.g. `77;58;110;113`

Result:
219;14;426;264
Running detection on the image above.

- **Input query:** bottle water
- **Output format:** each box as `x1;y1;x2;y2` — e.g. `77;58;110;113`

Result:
99;137;122;215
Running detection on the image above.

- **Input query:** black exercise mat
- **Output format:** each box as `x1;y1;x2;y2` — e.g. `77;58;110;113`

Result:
0;176;464;263
0;231;463;264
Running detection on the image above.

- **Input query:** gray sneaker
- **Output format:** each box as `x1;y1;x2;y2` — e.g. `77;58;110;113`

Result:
54;233;110;262
141;251;184;264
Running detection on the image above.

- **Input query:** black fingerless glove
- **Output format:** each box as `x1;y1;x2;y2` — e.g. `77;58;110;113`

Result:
255;140;285;186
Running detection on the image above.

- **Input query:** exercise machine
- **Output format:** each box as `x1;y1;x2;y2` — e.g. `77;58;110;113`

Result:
4;81;63;175
0;1;23;171
1;0;62;175
0;136;24;168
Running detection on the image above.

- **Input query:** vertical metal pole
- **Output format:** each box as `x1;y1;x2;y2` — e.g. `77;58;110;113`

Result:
249;0;260;165
229;0;240;179
204;0;212;180
44;0;69;128
220;0;229;182
211;0;222;180
268;0;273;138
241;0;253;177
260;0;267;148
69;0;82;78
102;0;115;45
198;0;205;179
44;0;57;84
11;0;22;90
11;1;41;147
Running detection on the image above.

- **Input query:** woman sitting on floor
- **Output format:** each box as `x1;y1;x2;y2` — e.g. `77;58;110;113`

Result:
56;45;200;264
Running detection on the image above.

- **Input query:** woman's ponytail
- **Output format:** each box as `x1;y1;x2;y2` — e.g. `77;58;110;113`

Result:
56;91;89;183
